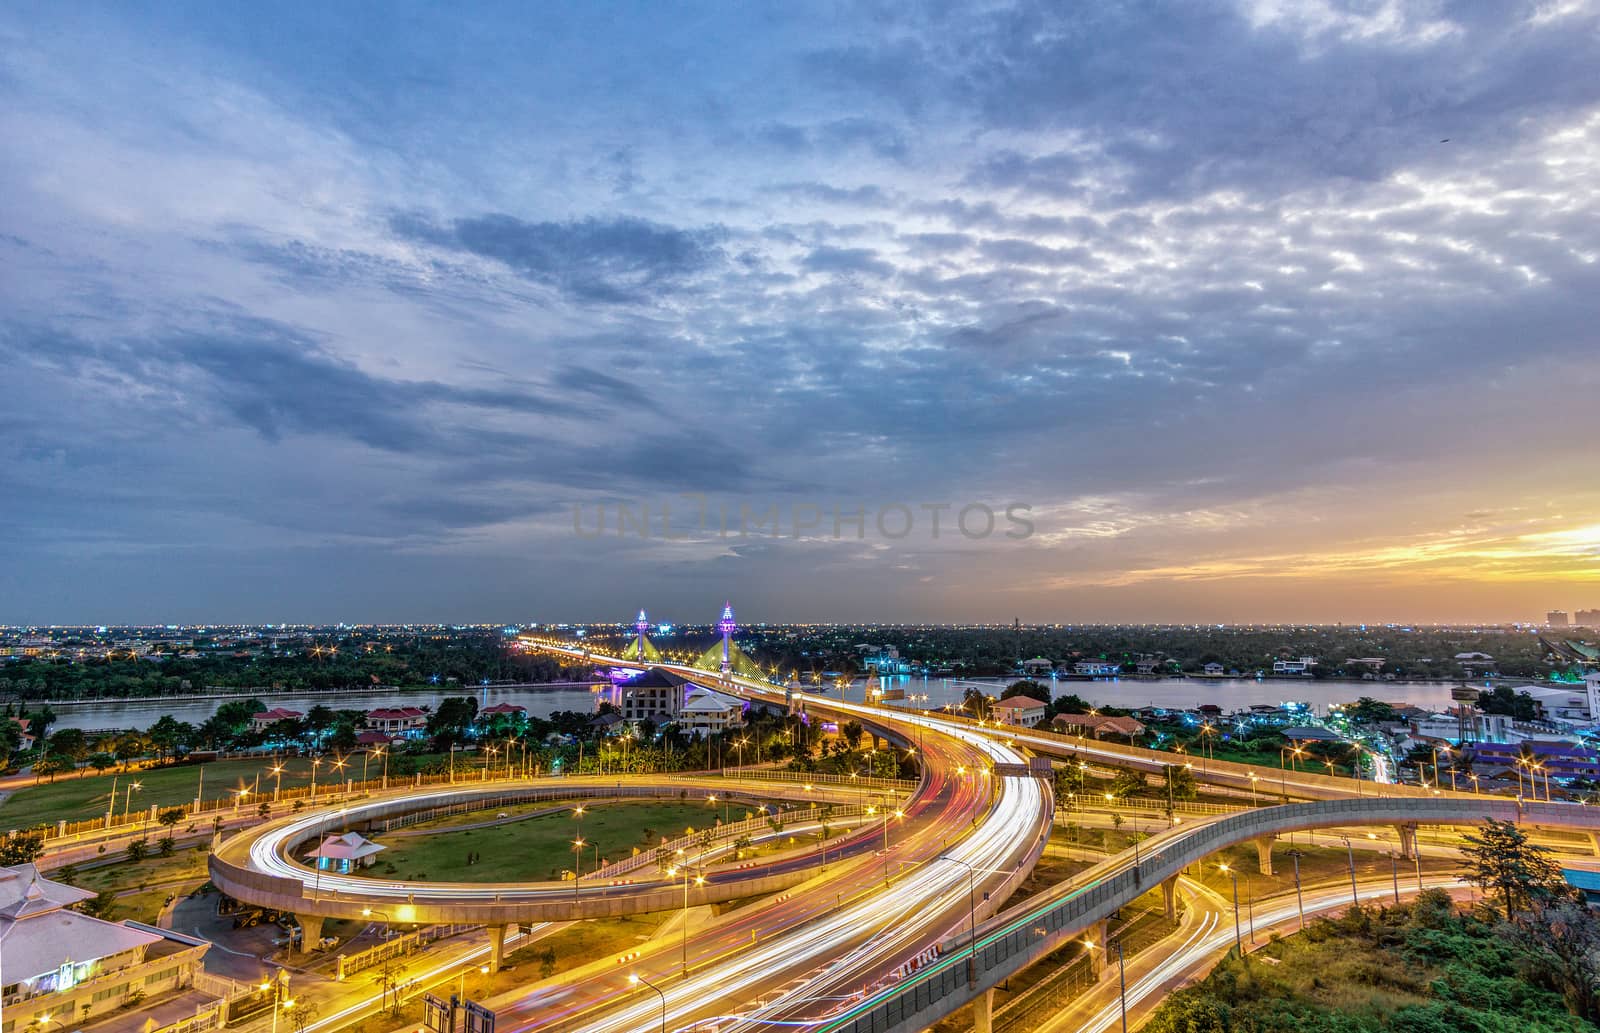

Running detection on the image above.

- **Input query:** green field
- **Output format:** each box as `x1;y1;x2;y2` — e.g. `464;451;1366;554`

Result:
359;801;754;883
0;754;441;831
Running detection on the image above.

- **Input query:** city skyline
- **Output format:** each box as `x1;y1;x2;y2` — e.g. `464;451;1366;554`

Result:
3;3;1599;624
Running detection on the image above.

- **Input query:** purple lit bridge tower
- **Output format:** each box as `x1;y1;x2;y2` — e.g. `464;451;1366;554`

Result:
718;602;737;678
635;608;649;661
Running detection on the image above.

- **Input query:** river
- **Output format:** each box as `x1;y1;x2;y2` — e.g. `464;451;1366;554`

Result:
40;674;1468;733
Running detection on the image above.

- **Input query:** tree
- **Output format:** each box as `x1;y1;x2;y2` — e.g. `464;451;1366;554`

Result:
1505;898;1600;1022
158;808;184;832
1052;694;1092;716
0;832;45;866
33;752;71;781
1161;763;1198;802
88;752;116;775
125;839;148;862
840;720;864;751
149;715;186;762
27;705;56;740
1460;818;1568;921
373;958;408;1016
1002;680;1051;704
1110;765;1146;799
158;835;176;857
49;728;90;766
962;689;994;721
1346;697;1398;724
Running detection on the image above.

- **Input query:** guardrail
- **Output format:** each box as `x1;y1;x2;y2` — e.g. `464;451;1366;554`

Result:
813;796;1600;1033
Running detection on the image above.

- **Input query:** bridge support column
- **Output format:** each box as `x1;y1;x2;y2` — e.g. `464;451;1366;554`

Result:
973;988;996;1033
487;924;510;974
1588;832;1600;858
1161;875;1180;923
1395;823;1417;861
294;913;324;956
1087;918;1110;979
1255;835;1275;876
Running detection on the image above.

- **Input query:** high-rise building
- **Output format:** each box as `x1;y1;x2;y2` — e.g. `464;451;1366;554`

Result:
1548;610;1570;628
1576;609;1600;628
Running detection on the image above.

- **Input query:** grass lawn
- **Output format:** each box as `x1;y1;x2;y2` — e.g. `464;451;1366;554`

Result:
359;802;754;883
0;754;448;830
54;846;211;924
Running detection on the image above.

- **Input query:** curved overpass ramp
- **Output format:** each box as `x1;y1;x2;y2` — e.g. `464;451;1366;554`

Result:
808;796;1600;1033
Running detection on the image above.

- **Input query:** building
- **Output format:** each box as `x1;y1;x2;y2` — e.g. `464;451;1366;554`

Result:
990;696;1049;728
9;716;34;751
1577;609;1600;628
364;707;428;736
305;832;386;873
677;687;746;738
1;864;216;1033
249;707;304;733
1548;610;1571;628
1201;662;1225;676
1072;660;1121;676
614;667;707;724
1518;685;1594;726
1020;657;1054;677
1051;713;1146;742
477;703;527;722
1271;656;1316;675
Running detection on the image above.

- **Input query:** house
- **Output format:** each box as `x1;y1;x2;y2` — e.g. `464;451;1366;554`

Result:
249;707;304;733
1271;657;1316;676
1073;660;1122;676
477;702;527;722
677;687;746;738
365;707;428;736
305;832;386;873
1020;657;1055;677
8;716;34;751
1;864;217;1033
1051;713;1146;742
1201;662;1225;676
990;696;1049;728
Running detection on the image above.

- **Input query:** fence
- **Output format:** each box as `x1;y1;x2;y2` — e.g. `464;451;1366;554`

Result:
335;923;480;980
719;766;919;793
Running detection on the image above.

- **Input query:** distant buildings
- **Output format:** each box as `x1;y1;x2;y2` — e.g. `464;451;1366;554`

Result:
1072;660;1121;676
1;864;217;1033
249;706;304;733
1548;610;1571;628
1576;609;1600;628
364;707;427;736
990;696;1048;728
1271;656;1316;675
677;687;746;738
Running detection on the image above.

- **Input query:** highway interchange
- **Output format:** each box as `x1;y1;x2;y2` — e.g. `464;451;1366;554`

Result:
203;640;1600;1033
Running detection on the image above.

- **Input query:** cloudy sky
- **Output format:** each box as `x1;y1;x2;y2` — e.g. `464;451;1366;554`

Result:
3;1;1598;625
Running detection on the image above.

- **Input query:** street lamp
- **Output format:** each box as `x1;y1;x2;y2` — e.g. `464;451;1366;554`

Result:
1217;863;1243;957
124;780;143;826
665;865;706;974
629;974;667;1033
1337;835;1359;906
271;764;284;802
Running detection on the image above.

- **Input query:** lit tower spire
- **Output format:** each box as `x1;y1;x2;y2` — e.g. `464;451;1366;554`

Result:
635;609;649;662
718;602;737;676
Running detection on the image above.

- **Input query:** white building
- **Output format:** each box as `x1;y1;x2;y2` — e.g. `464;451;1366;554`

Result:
614;667;707;724
1272;656;1316;675
677;687;746;738
1;865;216;1033
990;696;1049;728
1072;660;1121;676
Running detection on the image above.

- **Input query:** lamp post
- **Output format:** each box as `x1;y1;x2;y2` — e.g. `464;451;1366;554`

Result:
1112;938;1129;1033
310;757;320;802
271;764;284;802
124;780;143;826
1218;863;1243;957
1286;848;1306;930
572;837;586;897
1338;835;1359;906
629;974;667;1033
666;865;705;975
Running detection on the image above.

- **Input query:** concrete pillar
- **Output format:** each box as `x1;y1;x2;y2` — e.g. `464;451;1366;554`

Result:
1255;835;1275;876
1086;918;1110;978
973;988;996;1033
1395;823;1417;861
487;924;510;974
295;913;324;956
1587;832;1600;858
1161;875;1180;923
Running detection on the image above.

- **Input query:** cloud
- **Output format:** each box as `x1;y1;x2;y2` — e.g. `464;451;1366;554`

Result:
389;213;725;303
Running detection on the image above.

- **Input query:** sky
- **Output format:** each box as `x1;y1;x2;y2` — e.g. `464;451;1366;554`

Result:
2;1;1598;626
